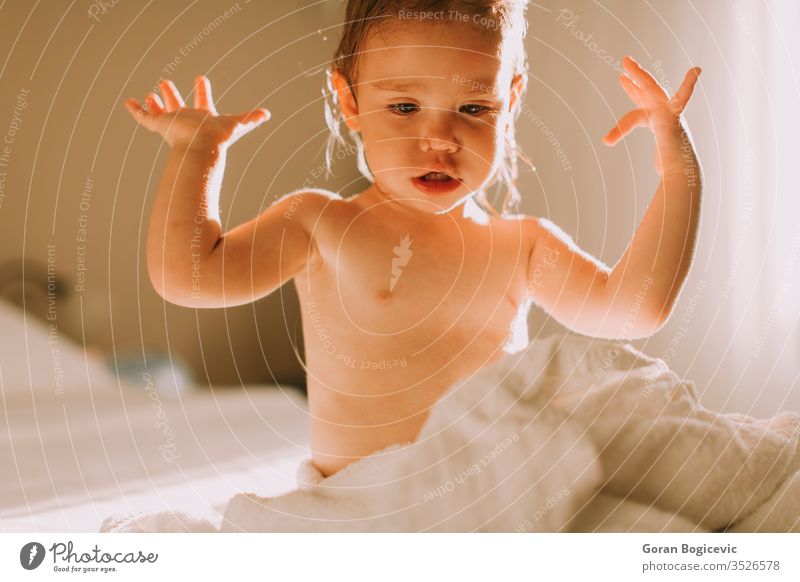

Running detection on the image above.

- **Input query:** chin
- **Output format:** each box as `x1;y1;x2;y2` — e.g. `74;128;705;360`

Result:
374;174;487;214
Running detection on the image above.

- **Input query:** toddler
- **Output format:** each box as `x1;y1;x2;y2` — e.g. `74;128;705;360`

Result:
125;0;702;477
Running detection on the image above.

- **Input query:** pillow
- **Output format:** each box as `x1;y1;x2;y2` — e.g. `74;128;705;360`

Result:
0;299;119;396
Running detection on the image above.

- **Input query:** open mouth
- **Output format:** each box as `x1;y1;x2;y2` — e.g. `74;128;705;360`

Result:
418;171;455;182
412;171;461;195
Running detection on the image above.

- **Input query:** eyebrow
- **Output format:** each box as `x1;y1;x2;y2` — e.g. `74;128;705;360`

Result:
371;77;500;96
371;78;441;92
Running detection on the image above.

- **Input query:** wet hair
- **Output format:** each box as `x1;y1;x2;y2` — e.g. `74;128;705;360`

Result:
322;0;530;216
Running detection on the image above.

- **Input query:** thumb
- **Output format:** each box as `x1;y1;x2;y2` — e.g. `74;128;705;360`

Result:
124;98;161;132
238;108;271;126
124;98;147;122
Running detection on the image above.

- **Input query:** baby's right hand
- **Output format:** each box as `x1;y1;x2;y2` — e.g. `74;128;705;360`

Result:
124;76;270;149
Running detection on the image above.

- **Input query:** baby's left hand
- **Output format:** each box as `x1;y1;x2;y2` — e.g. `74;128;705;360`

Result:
603;56;701;174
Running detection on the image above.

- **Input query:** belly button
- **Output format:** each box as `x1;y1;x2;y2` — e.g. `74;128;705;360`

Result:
377;289;392;302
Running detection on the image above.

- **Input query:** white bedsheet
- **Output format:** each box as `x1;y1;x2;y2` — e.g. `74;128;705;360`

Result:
223;335;800;532
101;334;800;533
0;383;310;532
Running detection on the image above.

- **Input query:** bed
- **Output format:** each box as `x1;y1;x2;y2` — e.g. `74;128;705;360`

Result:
0;300;310;533
6;298;798;533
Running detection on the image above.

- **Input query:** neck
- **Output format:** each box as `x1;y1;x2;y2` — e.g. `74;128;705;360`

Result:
363;183;491;226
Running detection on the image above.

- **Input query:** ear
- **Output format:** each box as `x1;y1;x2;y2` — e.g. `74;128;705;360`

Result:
331;69;361;132
508;73;524;113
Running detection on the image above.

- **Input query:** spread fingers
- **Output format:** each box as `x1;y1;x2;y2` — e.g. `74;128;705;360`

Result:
145;92;164;114
622;56;667;100
670;67;702;114
619;74;646;107
159;80;185;112
603;109;648;146
194;76;218;114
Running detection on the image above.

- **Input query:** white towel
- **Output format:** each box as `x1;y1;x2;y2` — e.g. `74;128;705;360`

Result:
99;510;219;533
101;334;800;533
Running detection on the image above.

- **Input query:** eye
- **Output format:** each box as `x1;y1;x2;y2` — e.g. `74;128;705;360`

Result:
387;103;419;116
459;103;494;116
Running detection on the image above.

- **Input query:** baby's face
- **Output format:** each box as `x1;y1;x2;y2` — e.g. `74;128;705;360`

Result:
340;20;519;213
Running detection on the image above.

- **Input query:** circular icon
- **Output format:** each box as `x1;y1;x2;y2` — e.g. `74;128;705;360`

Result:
20;542;46;570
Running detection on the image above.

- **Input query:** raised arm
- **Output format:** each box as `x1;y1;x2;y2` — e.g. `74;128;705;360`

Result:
527;56;703;339
125;76;324;308
148;176;324;308
526;217;619;337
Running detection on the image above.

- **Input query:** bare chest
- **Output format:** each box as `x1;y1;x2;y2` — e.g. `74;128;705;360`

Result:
299;213;532;352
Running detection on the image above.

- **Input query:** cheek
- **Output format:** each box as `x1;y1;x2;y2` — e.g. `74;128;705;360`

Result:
358;115;411;166
360;130;406;172
461;120;504;171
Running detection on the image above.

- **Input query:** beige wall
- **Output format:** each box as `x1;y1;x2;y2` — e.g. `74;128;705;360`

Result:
0;1;362;387
522;0;800;417
1;1;798;415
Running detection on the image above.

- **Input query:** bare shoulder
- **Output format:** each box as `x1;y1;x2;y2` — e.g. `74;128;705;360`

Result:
495;214;581;276
506;214;577;249
273;187;344;211
270;188;347;226
492;212;541;249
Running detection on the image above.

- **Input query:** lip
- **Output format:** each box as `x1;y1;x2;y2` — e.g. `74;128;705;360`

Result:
411;173;462;196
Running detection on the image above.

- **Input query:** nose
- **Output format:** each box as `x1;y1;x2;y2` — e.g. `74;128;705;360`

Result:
422;137;458;154
419;109;459;154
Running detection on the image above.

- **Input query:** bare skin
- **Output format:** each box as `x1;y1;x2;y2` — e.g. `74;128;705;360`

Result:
125;20;701;477
294;187;534;475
